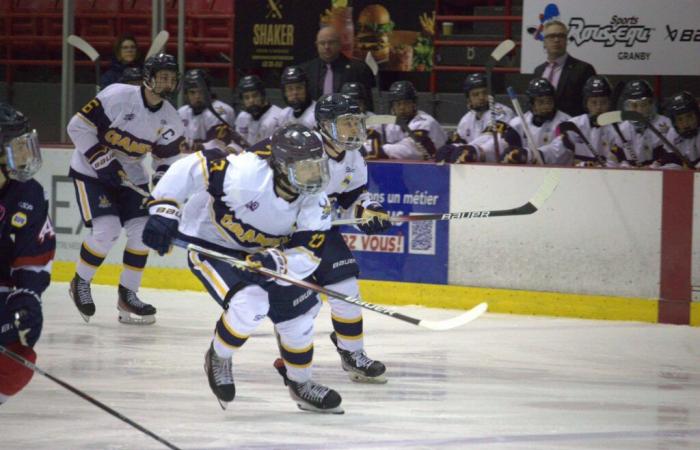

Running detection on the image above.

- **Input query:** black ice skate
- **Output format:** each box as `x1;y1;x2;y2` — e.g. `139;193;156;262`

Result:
330;332;387;384
69;274;95;323
205;344;235;410
273;359;343;414
117;285;156;325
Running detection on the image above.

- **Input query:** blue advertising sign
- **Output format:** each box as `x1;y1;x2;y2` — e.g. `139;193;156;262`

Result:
340;161;450;284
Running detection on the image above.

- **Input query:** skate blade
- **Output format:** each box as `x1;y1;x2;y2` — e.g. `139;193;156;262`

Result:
347;371;387;384
296;402;344;415
117;308;156;325
216;398;229;410
69;289;93;323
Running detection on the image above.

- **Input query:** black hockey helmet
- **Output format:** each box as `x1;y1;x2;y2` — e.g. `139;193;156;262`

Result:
237;75;265;98
143;53;180;96
583;75;612;100
340;82;368;102
315;94;361;122
462;73;488;95
183;68;211;91
270;124;329;195
0;103;41;181
388;80;417;103
119;67;143;84
666;91;699;138
525;78;555;103
620;79;653;101
280;66;308;87
315;94;366;152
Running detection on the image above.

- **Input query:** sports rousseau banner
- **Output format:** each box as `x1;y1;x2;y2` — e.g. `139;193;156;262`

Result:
521;0;700;75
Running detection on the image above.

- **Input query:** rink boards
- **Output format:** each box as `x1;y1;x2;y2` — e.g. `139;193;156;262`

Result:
37;147;700;325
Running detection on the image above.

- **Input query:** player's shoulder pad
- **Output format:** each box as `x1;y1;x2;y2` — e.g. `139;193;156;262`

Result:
246;137;273;159
12;179;48;221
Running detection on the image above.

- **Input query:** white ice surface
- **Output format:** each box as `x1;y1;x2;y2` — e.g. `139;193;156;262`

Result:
2;283;700;450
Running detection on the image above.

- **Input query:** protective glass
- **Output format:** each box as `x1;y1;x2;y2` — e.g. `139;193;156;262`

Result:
322;114;367;152
288;156;330;195
623;97;654;118
1;129;42;181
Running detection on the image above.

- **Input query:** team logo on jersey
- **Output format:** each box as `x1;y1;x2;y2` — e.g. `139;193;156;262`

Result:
658;122;669;135
340;175;352;189
37;217;55;244
124;113;135;121
319;198;332;220
11;212;27;228
98;195;112;208
18;201;34;211
104;129;152;155
245;200;260;211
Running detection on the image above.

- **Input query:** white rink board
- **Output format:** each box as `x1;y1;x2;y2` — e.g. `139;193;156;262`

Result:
448;166;664;298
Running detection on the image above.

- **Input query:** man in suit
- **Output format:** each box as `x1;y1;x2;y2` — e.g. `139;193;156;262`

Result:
301;27;376;111
533;20;596;117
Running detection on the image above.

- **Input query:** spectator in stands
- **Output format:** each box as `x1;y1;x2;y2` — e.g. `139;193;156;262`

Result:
100;35;140;89
533;20;596;117
301;26;375;111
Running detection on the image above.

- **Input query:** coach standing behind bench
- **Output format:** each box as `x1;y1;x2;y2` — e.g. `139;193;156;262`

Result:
300;26;376;112
533;20;596;117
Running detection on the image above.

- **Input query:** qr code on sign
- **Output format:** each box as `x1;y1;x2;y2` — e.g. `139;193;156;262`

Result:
408;219;435;255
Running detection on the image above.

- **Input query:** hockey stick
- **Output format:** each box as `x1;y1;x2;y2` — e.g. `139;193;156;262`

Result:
507;86;544;165
485;39;516;160
558;121;606;165
333;169;560;226
175;239;487;331
145;30;170;60
365;114;395;127
598;110;692;167
122;178;150;198
67;35;100;94
0;344;182;450
194;76;250;150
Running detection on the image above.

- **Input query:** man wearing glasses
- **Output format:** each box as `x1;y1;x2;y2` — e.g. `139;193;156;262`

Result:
533;20;596;117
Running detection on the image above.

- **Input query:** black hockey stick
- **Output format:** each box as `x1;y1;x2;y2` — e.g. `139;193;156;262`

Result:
558;121;606;165
485;40;515;161
598;110;692;167
506;86;545;165
0;344;181;450
67;35;100;94
174;239;487;331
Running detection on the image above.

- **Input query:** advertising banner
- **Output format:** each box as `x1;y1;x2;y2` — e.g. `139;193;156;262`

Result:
521;0;700;75
235;0;436;73
341;162;449;284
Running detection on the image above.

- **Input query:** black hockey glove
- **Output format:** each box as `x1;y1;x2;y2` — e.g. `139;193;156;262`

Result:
89;146;125;188
233;248;287;285
151;165;169;187
501;147;529;165
5;289;43;347
355;202;392;235
142;202;181;256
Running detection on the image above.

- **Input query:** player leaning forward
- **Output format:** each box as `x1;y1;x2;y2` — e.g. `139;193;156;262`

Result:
66;53;185;324
142;124;344;413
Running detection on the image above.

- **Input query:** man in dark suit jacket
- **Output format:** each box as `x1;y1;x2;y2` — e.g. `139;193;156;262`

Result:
300;26;376;111
533;20;596;117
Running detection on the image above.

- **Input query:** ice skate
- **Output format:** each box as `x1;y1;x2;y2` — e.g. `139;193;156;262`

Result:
273;359;343;414
69;274;95;323
117;285;156;325
204;344;235;410
330;332;387;384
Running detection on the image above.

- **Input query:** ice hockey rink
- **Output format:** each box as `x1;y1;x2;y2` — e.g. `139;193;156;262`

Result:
3;283;700;450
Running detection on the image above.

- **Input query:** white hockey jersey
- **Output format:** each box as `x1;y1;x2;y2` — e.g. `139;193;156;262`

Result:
610;114;672;166
372;110;447;160
455;103;515;143
279;101;317;130
234;104;285;146
324;148;372;221
539;114;620;166
178;99;235;150
658;127;700;169
150;151;332;280
67;84;185;185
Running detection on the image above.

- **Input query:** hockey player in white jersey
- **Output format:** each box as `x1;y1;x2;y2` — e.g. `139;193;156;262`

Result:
500;78;571;164
142;124;344;414
178;69;235;153
233;75;285;147
436;72;514;163
365;80;447;160
657;91;700;169
279;66;316;129
67;53;185;325
610;80;673;167
271;94;390;384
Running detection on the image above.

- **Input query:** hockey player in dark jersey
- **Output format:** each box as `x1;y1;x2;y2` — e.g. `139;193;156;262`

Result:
66;53;185;325
0;103;56;404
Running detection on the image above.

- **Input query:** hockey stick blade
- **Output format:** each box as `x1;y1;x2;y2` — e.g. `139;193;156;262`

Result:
0;345;182;450
487;39;515;67
67;35;99;62
366;114;396;127
146;30;170;59
332;170;560;225
597;110;623;127
417;303;488;331
178;240;482;330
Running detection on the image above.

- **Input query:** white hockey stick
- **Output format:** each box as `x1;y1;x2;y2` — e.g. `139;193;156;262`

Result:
146;30;170;59
176;239;487;331
507;86;544;165
333;170;560;226
485;39;516;160
121;178;150;197
67;34;100;94
365;114;395;127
